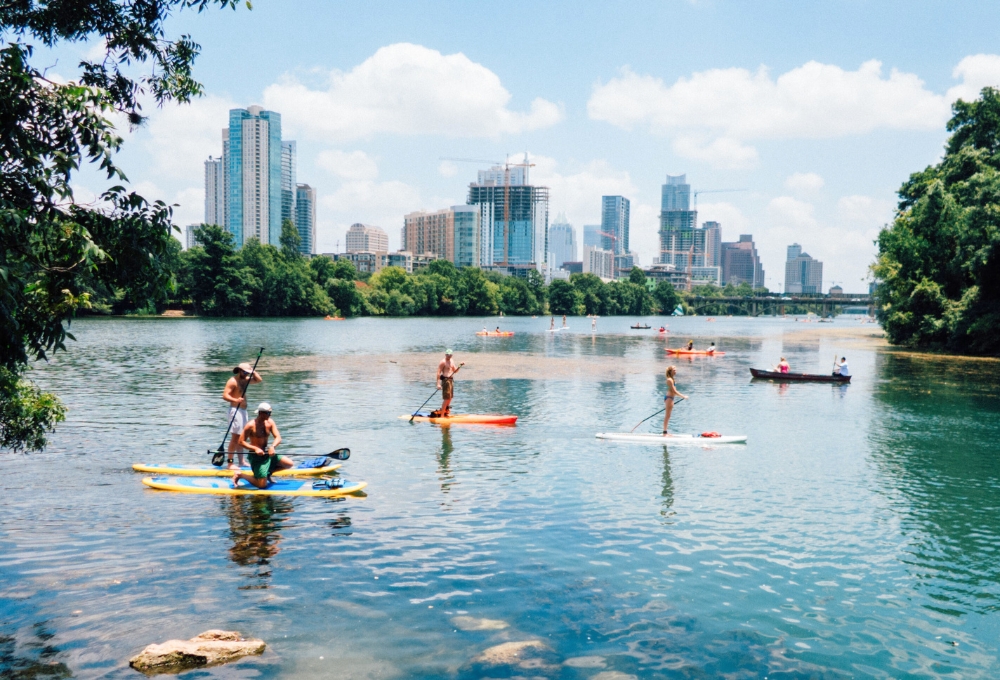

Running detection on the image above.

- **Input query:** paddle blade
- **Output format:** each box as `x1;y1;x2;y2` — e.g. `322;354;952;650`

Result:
329;448;350;461
210;451;225;467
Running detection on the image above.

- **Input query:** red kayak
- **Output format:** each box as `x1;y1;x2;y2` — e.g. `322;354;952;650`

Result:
400;413;518;425
665;348;726;356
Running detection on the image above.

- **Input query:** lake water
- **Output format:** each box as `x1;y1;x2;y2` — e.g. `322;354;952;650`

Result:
2;316;999;678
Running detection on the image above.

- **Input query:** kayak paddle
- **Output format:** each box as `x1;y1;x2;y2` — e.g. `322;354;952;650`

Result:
209;347;264;466
630;398;682;433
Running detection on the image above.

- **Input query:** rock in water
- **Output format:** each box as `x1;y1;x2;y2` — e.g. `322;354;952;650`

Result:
129;630;265;674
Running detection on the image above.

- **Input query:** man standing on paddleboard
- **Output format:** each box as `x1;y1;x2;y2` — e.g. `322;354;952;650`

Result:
433;349;464;417
223;362;263;470
232;403;293;488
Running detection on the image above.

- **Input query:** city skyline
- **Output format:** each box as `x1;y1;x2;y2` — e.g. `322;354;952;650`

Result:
43;2;1000;291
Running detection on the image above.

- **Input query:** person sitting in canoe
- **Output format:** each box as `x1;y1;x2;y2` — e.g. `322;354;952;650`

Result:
662;365;689;434
686;340;694;351
431;349;464;417
777;357;790;373
706;342;717;354
834;357;850;377
495;326;501;333
223;362;263;470
232;403;293;489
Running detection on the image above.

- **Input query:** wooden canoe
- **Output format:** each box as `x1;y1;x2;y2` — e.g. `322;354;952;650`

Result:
750;368;851;383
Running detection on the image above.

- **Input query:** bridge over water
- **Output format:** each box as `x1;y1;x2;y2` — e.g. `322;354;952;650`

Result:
685;295;873;317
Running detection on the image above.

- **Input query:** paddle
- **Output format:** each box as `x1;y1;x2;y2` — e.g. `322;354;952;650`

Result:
409;362;464;421
209;347;264;466
279;448;351;461
630;398;683;433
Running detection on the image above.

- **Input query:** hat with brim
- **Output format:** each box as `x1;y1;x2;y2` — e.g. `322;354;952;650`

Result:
235;362;254;374
257;402;272;413
445;349;453;355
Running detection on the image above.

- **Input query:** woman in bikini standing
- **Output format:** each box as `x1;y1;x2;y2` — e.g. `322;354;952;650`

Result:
662;365;688;435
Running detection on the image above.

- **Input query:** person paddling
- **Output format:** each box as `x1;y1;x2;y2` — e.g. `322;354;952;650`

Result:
706;342;716;354
232;403;292;489
662;366;688;434
777;357;790;373
432;349;464;417
834;357;850;377
223;362;263;470
686;340;694;351
550;316;555;330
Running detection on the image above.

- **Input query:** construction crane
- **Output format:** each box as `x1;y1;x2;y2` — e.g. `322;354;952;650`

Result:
439;154;535;265
693;188;747;209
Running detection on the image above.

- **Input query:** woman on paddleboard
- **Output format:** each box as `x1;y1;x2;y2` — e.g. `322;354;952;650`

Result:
662;365;688;434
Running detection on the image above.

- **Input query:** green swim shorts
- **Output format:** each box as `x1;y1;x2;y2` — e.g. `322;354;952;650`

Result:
248;452;286;479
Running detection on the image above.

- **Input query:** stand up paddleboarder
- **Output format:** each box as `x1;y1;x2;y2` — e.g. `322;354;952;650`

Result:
662;365;688;434
433;349;464;417
232;403;293;489
223;362;263;469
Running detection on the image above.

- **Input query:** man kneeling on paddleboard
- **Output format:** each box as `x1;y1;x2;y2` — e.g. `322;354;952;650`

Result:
232;403;293;489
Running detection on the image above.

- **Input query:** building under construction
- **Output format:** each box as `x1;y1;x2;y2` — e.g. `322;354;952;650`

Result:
467;164;549;270
658;174;721;286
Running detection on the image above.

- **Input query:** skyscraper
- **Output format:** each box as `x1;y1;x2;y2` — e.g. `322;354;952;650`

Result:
294;184;316;255
185;224;199;250
227;105;282;246
548;215;577;268
467;164;549;268
721;235;765;288
658;174;720;285
784;244;823;293
204;155;225;227
583;224;602;248
600;196;630;255
346;223;389;254
401;207;480;267
281;141;296;231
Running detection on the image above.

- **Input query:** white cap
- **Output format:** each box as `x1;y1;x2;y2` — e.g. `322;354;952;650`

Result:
257;402;272;413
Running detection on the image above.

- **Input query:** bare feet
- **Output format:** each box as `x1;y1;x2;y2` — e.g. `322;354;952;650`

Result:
231;473;240;489
227;461;240;470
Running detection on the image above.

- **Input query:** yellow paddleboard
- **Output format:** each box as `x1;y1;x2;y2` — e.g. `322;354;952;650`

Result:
131;462;341;477
142;476;367;497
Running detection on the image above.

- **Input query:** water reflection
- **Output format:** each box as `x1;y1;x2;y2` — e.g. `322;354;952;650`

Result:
660;447;675;522
223;496;293;590
437;427;454;493
870;352;1000;615
0;622;71;679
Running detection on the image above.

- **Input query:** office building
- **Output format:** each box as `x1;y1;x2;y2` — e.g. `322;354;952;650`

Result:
328;251;381;275
225;105;282;246
562;261;583;274
294;184;316;255
829;285;844;296
346;223;389;254
583;245;614;280
600;196;630;255
614;253;635;277
185;224;199;250
720;234;765;288
658;174;720;285
785;244;823;293
467;165;549;268
281;141;296;230
583;224;602;248
401;206;480;267
549;214;577;268
204;155;225;227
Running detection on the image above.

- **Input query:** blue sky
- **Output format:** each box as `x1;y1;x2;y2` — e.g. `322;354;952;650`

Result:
54;0;1000;291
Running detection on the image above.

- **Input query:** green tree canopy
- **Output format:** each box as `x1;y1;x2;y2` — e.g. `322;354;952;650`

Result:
874;87;1000;354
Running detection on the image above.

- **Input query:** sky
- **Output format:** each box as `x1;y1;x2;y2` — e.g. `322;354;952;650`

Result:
48;0;1000;292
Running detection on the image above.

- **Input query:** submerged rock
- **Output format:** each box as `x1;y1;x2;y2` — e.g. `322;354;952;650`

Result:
473;640;549;665
451;615;509;631
129;630;265;674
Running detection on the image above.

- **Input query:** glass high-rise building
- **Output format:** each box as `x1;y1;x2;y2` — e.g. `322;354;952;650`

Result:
467;165;549;268
784;243;822;293
227;105;283;246
658;174;719;285
601;196;630;255
583;224;602;248
721;234;765;288
294;184;316;255
548;215;577;268
203;155;225;227
281;141;297;232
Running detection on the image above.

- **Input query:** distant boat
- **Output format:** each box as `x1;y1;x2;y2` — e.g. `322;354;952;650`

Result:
750;368;850;383
630;323;651;329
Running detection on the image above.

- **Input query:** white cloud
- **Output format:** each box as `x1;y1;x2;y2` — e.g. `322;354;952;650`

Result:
784;172;825;192
672;136;758;169
316;150;379;181
264;43;563;142
837;194;894;226
139;95;235;180
947;54;1000;103
698;201;752;236
438;161;458;177
316;179;424;253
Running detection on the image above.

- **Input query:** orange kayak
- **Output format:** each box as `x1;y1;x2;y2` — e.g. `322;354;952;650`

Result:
665;348;726;355
400;413;518;425
476;331;514;336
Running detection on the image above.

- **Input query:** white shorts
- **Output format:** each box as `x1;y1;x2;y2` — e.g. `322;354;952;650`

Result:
228;406;249;435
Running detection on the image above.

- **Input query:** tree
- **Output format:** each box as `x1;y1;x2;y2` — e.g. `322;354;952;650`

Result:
570;273;610;315
1;0;242;450
458;268;500;316
279;218;302;259
548;279;583;315
182;225;255;316
873;87;1000;354
628;266;647;286
653;280;681;314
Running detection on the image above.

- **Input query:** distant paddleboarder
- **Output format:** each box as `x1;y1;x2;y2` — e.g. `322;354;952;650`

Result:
232;403;292;489
223;361;262;470
562;314;567;328
433;349;464;417
550;316;555;330
662;366;689;434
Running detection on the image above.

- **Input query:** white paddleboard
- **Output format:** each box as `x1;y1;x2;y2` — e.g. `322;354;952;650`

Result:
595;432;747;445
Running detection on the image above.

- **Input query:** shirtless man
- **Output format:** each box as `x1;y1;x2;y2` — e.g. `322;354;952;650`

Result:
232;403;293;489
433;349;464;417
223;362;263;469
